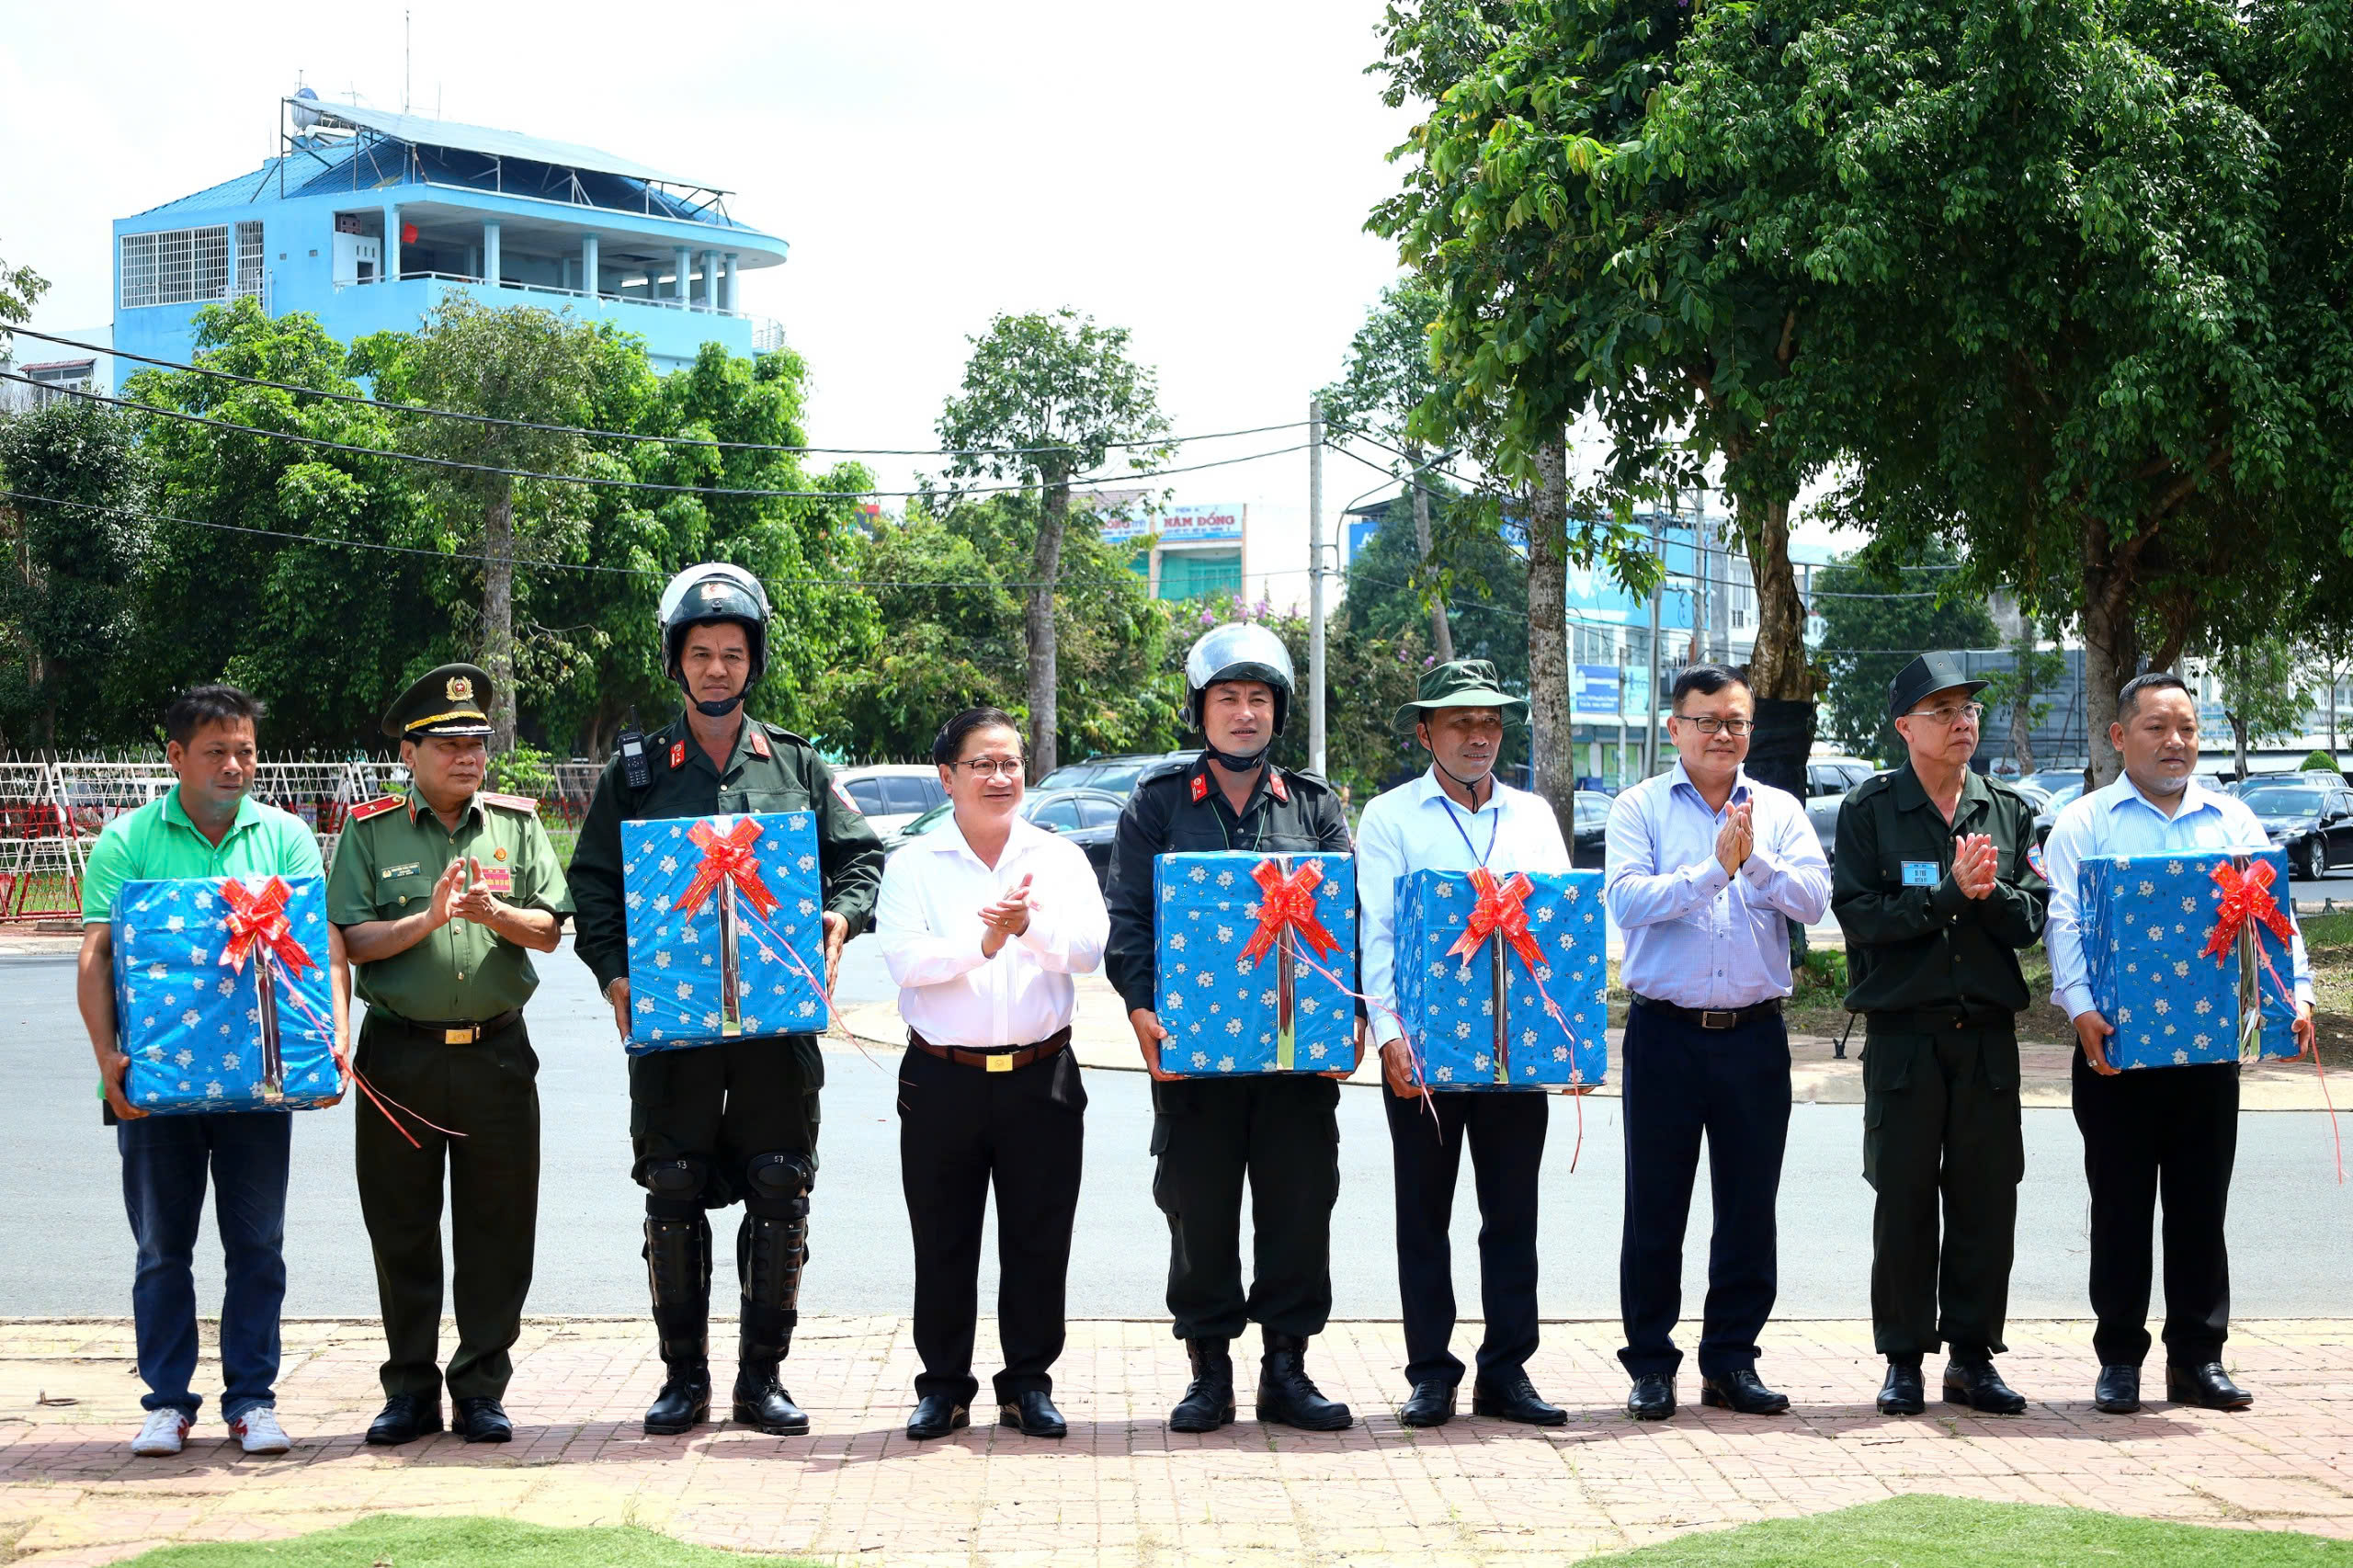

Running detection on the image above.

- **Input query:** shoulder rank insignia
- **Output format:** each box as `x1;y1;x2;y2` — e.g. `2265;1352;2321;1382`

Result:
1189;772;1210;803
347;795;404;823
1267;769;1290;804
670;741;687;769
748;727;771;759
480;791;538;812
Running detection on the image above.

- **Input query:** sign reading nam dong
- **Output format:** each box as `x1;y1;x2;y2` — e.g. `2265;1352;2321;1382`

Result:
1100;504;1245;547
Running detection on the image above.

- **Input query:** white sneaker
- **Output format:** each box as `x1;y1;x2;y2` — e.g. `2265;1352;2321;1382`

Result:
230;1404;290;1455
131;1408;192;1457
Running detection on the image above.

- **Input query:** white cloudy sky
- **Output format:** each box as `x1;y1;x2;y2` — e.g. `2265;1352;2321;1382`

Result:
1;1;1842;608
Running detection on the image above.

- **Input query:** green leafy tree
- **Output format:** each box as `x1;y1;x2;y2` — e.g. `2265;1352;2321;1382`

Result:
1815;550;1999;767
0;401;146;748
0;241;45;337
936;311;1173;777
2208;634;2316;781
1343;483;1528;699
1979;619;2068;777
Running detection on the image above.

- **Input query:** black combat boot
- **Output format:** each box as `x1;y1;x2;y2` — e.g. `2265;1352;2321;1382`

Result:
732;1210;811;1436
642;1214;711;1436
1256;1330;1353;1431
1168;1337;1235;1433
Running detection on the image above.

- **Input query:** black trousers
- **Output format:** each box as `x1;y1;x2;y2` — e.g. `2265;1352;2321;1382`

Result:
1383;1084;1547;1389
1150;1073;1341;1341
1618;1005;1791;1381
1861;1023;2023;1358
353;1010;540;1403
629;1033;824;1207
896;1045;1087;1404
2071;1051;2238;1367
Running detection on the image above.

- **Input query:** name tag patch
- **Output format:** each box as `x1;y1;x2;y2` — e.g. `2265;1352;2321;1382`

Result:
381;862;421;880
1901;860;1940;888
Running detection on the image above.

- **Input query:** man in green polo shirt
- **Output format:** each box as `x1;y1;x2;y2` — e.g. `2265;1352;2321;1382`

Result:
328;664;571;1447
74;686;350;1460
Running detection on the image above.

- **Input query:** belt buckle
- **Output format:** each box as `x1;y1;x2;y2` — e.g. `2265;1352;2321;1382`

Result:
1700;1010;1735;1030
985;1051;1013;1073
444;1027;475;1044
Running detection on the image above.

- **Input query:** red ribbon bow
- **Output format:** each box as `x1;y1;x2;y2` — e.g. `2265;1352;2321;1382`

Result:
1239;858;1342;966
675;818;782;922
2201;859;2294;964
1446;867;1547;976
218;877;315;978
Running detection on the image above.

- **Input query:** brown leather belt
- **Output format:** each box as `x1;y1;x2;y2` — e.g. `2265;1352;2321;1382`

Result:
380;1007;521;1044
910;1025;1072;1074
1631;995;1783;1031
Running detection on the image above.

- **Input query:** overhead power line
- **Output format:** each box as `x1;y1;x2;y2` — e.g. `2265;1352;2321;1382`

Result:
0;373;1311;502
3;327;1309;459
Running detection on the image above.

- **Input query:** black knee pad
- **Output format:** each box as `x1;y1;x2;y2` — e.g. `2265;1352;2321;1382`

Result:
640;1156;709;1220
743;1151;814;1220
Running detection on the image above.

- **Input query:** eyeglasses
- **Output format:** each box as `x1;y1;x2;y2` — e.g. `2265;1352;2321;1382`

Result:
952;757;1024;778
1908;701;1985;728
1673;715;1754;737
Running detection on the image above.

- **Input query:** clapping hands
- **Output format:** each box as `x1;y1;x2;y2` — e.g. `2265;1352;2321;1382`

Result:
979;873;1035;959
1714;801;1755;876
1951;833;1999;899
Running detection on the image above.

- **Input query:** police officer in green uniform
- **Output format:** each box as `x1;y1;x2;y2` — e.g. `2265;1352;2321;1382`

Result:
1831;652;2050;1418
1105;623;1361;1434
570;563;884;1438
329;664;572;1447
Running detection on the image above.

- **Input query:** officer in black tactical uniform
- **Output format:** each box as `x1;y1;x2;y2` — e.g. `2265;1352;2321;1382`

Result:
1103;623;1360;1433
571;563;884;1437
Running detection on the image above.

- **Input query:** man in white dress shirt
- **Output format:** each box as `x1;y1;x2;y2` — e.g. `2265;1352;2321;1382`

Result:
2040;672;2313;1416
873;707;1109;1443
1358;659;1574;1428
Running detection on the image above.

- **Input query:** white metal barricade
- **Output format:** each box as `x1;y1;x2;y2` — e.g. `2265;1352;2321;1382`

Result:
0;761;76;924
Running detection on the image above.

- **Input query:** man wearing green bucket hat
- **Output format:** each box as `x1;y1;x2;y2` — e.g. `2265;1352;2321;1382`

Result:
1357;658;1574;1428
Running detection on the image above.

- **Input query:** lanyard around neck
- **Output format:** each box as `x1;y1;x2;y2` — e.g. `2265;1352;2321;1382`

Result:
1437;788;1501;868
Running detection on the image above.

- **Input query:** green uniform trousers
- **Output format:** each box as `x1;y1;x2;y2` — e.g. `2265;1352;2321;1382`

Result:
1860;1022;2024;1358
353;1009;540;1402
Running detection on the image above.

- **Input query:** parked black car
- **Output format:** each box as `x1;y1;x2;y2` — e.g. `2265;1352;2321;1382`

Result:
884;787;1126;890
1569;790;1612;869
2238;778;2353;879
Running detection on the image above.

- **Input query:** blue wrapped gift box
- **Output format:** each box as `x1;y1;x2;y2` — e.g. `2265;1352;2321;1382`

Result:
111;875;342;1112
1392;868;1608;1089
621;812;830;1052
1153;851;1357;1075
2082;848;2302;1068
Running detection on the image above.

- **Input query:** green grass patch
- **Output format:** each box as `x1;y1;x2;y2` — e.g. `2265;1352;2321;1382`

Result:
1582;1494;2353;1566
117;1514;817;1567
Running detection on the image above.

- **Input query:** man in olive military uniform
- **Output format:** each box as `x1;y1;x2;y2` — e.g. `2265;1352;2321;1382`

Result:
329;664;572;1446
1105;622;1361;1434
571;563;883;1438
1831;652;2050;1417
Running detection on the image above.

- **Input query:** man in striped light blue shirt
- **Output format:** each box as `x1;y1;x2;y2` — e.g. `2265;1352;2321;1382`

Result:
1605;665;1830;1421
2041;672;2313;1417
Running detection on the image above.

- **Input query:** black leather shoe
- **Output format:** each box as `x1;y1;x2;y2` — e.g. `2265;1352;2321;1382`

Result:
1943;1358;2029;1415
2167;1361;2253;1411
454;1396;512;1444
1699;1369;1790;1415
1625;1372;1675;1421
999;1391;1066;1437
643;1363;711;1436
364;1393;443;1446
732;1366;810;1436
1256;1331;1353;1430
905;1393;969;1440
2094;1364;2142;1414
1398;1379;1457;1427
1169;1338;1235;1433
1472;1372;1565;1426
1877;1363;1926;1415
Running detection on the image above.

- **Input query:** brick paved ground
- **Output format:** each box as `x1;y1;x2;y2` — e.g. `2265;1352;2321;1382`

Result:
3;1317;2349;1565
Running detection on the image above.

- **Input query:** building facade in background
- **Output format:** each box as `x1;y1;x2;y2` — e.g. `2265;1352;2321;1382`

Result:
110;93;788;379
1098;501;1248;602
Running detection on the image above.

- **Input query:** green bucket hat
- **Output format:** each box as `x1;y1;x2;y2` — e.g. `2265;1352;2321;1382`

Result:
1392;658;1531;735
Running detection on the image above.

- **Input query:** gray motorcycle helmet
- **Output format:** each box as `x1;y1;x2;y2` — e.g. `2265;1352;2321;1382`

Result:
1184;621;1295;736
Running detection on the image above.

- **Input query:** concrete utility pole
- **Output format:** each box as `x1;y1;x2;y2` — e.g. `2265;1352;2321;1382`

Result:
1307;399;1327;777
1643;507;1664;777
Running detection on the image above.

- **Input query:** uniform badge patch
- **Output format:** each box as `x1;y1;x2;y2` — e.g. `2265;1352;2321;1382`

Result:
381;862;421;880
479;867;514;893
670;741;687;769
494;846;508;862
749;728;771;759
1268;770;1290;803
1190;774;1209;803
446;675;473;702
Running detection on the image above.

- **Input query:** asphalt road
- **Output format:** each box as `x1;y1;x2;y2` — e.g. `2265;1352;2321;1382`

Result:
8;937;2349;1335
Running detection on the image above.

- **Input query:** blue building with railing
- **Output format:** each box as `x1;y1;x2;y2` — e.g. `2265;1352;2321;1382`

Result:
112;93;787;375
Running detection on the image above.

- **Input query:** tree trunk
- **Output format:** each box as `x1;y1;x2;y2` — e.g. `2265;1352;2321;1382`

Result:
482;482;517;750
1027;476;1069;778
1527;437;1574;835
1409;451;1452;663
2080;529;2142;789
1728;494;1815;806
2008;629;2039;775
2231;712;2251;780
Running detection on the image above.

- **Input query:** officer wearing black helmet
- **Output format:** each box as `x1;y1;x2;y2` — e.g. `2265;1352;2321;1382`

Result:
1103;622;1360;1433
570;563;884;1438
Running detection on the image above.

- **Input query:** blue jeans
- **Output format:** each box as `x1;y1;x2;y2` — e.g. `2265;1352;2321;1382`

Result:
118;1111;292;1420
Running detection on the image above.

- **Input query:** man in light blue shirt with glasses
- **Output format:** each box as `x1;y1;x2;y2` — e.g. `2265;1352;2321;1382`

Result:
1605;664;1829;1422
